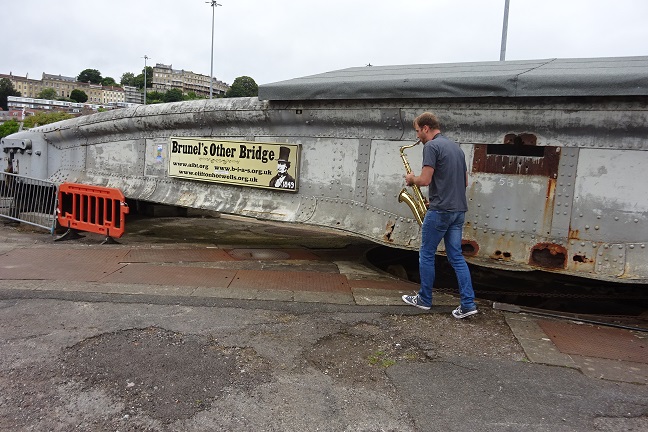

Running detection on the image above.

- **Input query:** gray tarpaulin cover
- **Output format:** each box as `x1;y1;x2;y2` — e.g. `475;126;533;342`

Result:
258;56;648;101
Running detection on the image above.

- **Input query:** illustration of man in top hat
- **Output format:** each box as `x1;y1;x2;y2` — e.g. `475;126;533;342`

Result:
269;146;296;190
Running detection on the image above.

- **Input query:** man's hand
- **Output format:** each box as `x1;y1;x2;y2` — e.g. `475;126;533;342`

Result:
405;173;415;186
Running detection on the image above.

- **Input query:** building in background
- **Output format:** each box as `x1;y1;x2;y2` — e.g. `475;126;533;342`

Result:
7;96;138;116
3;73;43;98
3;61;229;108
41;73;77;99
1;72;128;105
123;85;144;104
152;63;229;97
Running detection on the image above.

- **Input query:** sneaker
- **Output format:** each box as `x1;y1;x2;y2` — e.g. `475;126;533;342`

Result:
452;305;478;319
401;294;431;310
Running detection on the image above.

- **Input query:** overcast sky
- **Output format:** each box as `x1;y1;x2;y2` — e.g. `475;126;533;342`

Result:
4;0;647;86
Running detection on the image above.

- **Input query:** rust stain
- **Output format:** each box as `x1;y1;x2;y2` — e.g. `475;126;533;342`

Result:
543;178;557;229
490;250;513;261
529;243;567;269
568;228;580;240
471;137;559;177
461;240;479;256
383;220;396;243
572;254;594;264
545;178;556;200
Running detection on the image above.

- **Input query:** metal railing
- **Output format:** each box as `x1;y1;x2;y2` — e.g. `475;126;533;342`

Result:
0;171;58;233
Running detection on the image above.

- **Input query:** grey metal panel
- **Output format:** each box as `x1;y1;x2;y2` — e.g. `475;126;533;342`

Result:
624;243;648;280
1;132;49;180
466;173;551;235
298;138;358;201
550;147;578;238
259;56;648;101
368;139;420;222
571;149;648;243
596;244;627;277
306;197;416;246
48;145;86;184
86;140;146;177
354;139;371;202
260;105;405;140
468;173;553;238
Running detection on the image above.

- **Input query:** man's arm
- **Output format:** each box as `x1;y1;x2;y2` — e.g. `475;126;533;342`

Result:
405;165;434;187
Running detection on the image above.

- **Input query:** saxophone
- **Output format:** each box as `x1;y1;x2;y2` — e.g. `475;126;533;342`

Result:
398;140;427;225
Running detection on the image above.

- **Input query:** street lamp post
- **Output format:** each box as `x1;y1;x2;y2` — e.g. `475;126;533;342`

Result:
500;0;510;61
143;55;149;105
207;1;222;99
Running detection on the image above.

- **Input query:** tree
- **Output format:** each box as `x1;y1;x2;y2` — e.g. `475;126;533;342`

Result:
70;89;88;103
163;88;184;102
101;77;119;87
38;87;58;100
144;66;153;88
0;78;21;111
145;90;164;104
133;66;153;90
225;76;258;98
0;119;20;138
23;111;73;129
77;69;102;84
185;91;203;100
120;72;136;87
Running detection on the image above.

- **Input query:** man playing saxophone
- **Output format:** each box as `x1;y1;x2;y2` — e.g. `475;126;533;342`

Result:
401;112;478;319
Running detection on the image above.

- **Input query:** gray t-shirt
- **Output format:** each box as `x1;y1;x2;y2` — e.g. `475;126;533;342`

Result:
422;134;469;212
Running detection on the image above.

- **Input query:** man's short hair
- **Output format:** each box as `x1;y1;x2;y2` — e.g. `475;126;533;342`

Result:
414;112;441;130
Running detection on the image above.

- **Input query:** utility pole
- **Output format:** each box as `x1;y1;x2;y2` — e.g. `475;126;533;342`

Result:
143;55;149;105
207;1;222;99
500;0;510;61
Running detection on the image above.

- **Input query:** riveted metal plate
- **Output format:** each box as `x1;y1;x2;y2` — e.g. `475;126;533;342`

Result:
354;139;371;202
571;148;648;243
102;263;237;287
538;320;647;364
298;139;358;200
595;243;626;277
86;139;146;177
379;108;404;140
625;243;648;280
308;197;411;245
467;173;554;237
551;147;578;238
229;269;350;293
296;196;317;222
123;248;234;263
368;139;423;216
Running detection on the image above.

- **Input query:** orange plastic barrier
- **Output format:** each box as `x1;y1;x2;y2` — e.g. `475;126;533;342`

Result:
57;183;129;238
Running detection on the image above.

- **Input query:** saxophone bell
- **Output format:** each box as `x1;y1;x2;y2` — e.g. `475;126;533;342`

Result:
398;140;427;226
398;188;425;225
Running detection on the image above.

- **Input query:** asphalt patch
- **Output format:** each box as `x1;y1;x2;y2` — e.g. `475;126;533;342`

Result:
61;327;271;423
305;322;430;387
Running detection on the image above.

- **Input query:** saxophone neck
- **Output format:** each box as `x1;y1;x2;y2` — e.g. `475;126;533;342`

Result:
399;139;422;155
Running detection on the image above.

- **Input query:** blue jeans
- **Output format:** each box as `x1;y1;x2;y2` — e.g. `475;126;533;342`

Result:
418;210;476;310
